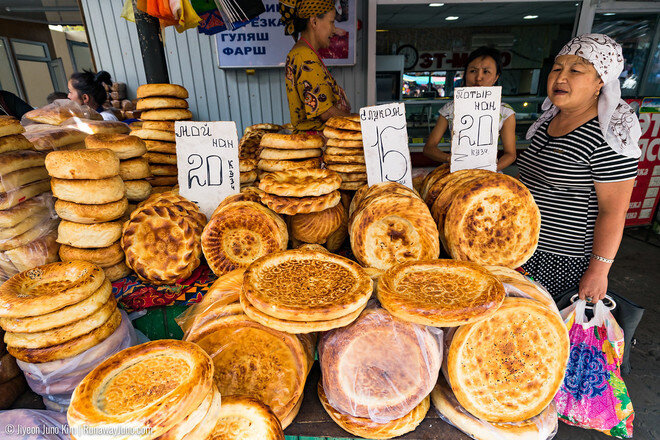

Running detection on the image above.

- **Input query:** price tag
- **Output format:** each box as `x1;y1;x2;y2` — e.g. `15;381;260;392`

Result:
450;86;502;172
175;121;240;218
359;102;413;189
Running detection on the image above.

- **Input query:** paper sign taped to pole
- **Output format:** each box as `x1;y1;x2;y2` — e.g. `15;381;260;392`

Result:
175;121;240;219
451;86;502;172
360;102;413;189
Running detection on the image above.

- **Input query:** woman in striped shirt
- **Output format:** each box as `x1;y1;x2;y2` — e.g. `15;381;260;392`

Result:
518;34;642;302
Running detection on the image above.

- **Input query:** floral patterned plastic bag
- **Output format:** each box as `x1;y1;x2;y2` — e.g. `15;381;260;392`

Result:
555;299;634;438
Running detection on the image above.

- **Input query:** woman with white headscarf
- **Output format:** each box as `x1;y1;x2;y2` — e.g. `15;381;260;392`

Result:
518;34;642;303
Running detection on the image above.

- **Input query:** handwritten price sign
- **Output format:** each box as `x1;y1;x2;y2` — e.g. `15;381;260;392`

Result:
360;102;413;189
450;86;502;172
175;121;240;218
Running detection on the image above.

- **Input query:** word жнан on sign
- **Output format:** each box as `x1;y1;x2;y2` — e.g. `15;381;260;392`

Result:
451;86;502;172
175;121;240;219
360;102;413;189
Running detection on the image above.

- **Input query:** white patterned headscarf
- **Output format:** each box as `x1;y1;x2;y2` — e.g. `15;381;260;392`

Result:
526;34;641;158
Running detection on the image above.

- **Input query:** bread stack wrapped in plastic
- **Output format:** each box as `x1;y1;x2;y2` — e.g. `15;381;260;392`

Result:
0;261;131;411
132;83;191;193
0;116;58;281
0;328;27;409
46;149;130;281
323;116;367;190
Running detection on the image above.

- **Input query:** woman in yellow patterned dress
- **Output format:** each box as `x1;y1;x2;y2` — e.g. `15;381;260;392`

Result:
280;0;351;133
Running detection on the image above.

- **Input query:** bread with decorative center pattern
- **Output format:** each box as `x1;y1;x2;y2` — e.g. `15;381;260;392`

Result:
259;190;341;215
259;169;341;197
290;201;346;244
211;395;284;440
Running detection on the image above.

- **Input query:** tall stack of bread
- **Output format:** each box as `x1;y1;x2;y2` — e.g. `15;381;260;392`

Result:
240;158;257;188
133;83;192;193
323;116;366;191
46;149;130;282
256;133;323;181
85;133;151;210
0;116;58;281
239;123;282;162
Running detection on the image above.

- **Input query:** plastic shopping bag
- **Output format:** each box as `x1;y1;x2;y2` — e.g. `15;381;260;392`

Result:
555;299;634;438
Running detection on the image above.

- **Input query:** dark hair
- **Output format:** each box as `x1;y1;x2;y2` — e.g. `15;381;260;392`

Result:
464;47;503;80
69;70;112;106
47;91;68;104
291;9;336;41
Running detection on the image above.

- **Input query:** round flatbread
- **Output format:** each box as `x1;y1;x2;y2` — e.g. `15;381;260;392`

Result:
326;163;366;173
324;146;363;156
119;157;151;180
142;120;175;132
140;108;193;121
239;158;257;172
260;133;323;150
147;176;178;186
259;169;341;197
159;386;221;440
260;148;321;160
59;241;124;268
136;97;189;111
323;126;362;141
326;138;362;148
144;139;176;154
0;198;50;229
124;179;152;202
339;181;365;191
419;164;450;203
150;164;178;176
259;190;340;215
136;83;189;99
45;149;119;179
290;201;345;244
323;154;365;165
0;134;33;154
51;176;125;205
210;396;284;440
54;198;128;224
256;157;321;172
131;128;176;143
336;171;367;182
0;166;48;194
57;220;123;249
325;116;361;132
85;133;147;159
0;116;24;137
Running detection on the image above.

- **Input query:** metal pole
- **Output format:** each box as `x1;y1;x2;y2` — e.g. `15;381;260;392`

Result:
133;0;170;84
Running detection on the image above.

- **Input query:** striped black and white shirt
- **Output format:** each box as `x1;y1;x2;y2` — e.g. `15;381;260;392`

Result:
518;117;638;258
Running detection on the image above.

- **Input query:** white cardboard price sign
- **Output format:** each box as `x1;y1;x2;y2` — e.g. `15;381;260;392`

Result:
175;121;240;219
450;86;502;172
359;102;413;189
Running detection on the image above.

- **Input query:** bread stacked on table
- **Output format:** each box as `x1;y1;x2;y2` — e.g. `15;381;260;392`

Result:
85;133;151;208
240;158;257;188
201;191;287;276
23;126;87;152
0;116;59;281
68;340;222;439
46;149;130;282
257;133;323;180
349;182;439;270
323;116;366;191
239;123;282;162
133;83;191;192
121;191;206;285
0;328;26;409
289;192;349;251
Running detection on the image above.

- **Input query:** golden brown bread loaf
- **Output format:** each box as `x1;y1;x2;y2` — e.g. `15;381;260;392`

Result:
45;148;120;179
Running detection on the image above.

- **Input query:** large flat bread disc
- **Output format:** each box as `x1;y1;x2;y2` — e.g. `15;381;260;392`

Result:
243;249;372;322
187;315;308;423
319;307;440;421
201;201;287;276
159;385;220;440
318;380;429;440
259;190;341;215
67;340;213;439
258;169;341;197
419;164;450;203
444;173;540;268
377;260;505;327
448;297;569;423
210;395;284;440
0;261;105;318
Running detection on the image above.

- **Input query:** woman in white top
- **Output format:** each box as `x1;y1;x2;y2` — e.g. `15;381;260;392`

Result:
423;47;516;170
67;70;119;122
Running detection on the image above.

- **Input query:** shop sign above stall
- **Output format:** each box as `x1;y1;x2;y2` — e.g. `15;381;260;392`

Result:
216;0;356;68
450;86;502;172
360;102;413;189
175;121;240;218
399;47;513;72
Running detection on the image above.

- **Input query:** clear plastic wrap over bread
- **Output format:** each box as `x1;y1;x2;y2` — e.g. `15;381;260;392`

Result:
431;375;558;440
0;409;69;440
60;117;130;135
16;310;137;409
318;306;442;423
22;100;102;126
23;127;87;151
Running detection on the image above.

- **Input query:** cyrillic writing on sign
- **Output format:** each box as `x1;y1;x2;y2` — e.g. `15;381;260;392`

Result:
360;102;413;189
175;121;240;218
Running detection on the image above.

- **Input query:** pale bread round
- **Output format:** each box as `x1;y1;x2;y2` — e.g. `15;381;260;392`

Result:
260;148;321;160
0;134;33;154
349;182;419;220
377;259;505;326
290;201;345;244
57;220;123;248
323;126;362;140
211;395;284;440
45;149;119;179
325;116;361;132
259;190;341;215
103;261;131;282
131;128;176;143
0;167;49;193
336;171;367;182
0;260;105;318
144;139;176;154
51;176;125;204
136;97;189;111
59;241;124;267
326;163;366;173
326;138;362;148
259;169;341;197
136;83;189;99
159;386;218;440
318;380;429;440
147;176;178;186
430;169;491;223
141;108;193;121
324;146;363;156
419;164;450;204
150;164;178;176
124;179;152;202
119;157;151;180
145;152;177;165
54;197;128;223
85;133;147;159
448;297;570;423
257;157;321;172
279;393;303;429
0;116;24;137
243;249;372;321
142;120;175;131
260;133;323;150
323;154;365;165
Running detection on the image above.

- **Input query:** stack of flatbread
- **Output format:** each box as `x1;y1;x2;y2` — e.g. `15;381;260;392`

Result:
257;133;323;180
0;328;26;409
201;191;287;276
46;149;130;281
239;123;282;162
23;126;87;152
122;190;206;285
240;158;257;188
240;249;373;333
184;270;314;429
427;168;540;268
68;340;222;439
257;168;342;216
0;261;121;367
212;396;285;440
133;83;192;193
484;265;558;313
323;116;366;191
318;307;438;439
0;116;58;281
349;182;439;270
289;192;349;251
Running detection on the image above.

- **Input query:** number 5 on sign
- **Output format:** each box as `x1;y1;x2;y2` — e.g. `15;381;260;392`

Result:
360;102;413;189
175;121;240;219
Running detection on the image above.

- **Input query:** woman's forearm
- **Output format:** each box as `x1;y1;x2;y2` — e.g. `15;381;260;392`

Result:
496;152;516;170
588;210;627;274
320;105;351;122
